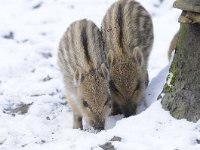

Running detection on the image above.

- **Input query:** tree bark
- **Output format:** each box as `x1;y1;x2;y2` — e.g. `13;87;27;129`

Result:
161;22;200;122
174;0;200;13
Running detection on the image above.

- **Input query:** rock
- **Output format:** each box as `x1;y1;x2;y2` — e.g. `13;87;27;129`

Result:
99;142;115;150
99;136;122;150
33;3;42;9
3;102;33;115
3;32;14;39
196;139;200;144
110;136;122;142
41;52;52;59
42;75;52;82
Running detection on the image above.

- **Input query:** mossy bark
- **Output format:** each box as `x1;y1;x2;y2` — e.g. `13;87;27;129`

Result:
161;23;200;122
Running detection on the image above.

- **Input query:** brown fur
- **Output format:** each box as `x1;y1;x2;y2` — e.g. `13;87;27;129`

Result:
58;19;111;130
168;32;179;60
101;0;153;117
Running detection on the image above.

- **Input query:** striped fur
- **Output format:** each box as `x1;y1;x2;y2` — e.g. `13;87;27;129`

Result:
101;0;154;117
58;19;111;130
58;19;105;76
102;0;153;67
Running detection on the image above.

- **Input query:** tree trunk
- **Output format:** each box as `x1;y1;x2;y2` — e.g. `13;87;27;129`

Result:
161;21;200;122
160;0;200;122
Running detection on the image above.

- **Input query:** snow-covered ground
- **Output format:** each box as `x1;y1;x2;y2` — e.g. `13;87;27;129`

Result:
0;0;200;150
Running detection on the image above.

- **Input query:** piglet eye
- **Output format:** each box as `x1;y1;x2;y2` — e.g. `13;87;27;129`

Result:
83;100;89;107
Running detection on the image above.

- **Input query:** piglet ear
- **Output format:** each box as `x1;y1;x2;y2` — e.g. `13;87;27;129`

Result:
100;63;110;80
74;67;84;86
132;47;144;66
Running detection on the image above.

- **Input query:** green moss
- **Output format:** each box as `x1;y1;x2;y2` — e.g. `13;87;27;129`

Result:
163;70;176;94
171;70;177;85
166;73;170;82
161;24;188;97
164;84;174;93
163;24;188;94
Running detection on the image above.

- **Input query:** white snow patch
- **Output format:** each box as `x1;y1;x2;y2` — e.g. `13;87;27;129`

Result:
0;0;200;150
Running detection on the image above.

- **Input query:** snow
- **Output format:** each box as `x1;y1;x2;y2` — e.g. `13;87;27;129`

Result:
0;0;200;150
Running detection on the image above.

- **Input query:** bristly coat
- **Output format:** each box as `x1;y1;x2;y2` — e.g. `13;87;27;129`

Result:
101;0;154;117
58;19;111;130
